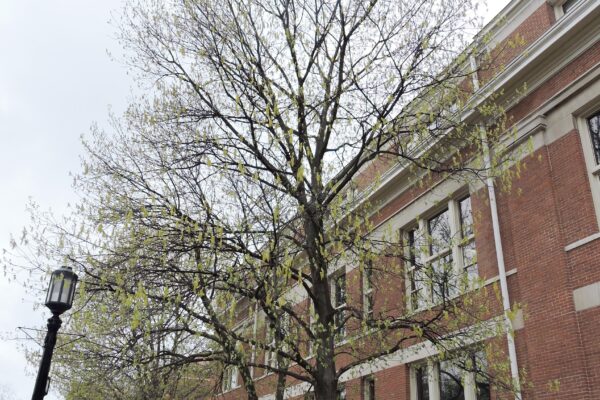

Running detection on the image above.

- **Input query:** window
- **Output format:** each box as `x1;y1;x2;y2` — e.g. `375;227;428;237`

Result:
264;314;290;370
578;109;600;225
552;0;581;19
333;272;347;338
337;384;346;400
411;353;490;400
587;111;600;165
308;304;316;356
406;228;426;310
405;196;477;310
363;376;375;400
439;359;466;399
459;197;477;280
363;264;374;319
264;327;276;368
427;208;454;302
222;365;238;392
562;0;581;14
415;365;430;400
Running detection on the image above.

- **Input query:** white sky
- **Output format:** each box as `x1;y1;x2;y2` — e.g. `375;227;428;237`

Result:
0;1;510;398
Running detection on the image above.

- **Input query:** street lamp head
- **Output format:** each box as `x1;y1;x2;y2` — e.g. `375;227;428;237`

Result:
45;266;78;315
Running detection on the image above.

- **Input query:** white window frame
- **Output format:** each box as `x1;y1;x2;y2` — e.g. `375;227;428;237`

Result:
363;263;374;319
404;195;477;311
222;365;239;393
550;0;582;19
263;313;291;373
363;375;375;400
264;327;276;370
409;356;487;400
331;271;347;339
576;106;600;229
307;303;315;357
336;383;346;400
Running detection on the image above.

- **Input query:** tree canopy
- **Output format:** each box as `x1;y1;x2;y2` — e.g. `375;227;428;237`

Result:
14;0;521;398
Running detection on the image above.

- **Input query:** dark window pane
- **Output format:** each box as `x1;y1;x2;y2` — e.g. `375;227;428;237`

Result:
411;267;426;309
365;265;373;290
462;241;478;279
408;229;425;308
563;0;580;13
336;385;346;400
334;274;346;337
364;377;375;400
416;366;430;400
431;253;454;301
408;229;423;266
335;274;346;306
439;360;465;400
474;353;491;400
365;292;374;318
588;112;600;164
428;209;451;255
459;197;474;237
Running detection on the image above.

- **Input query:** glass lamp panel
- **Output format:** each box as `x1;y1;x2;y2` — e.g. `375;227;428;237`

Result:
61;279;72;304
49;275;63;303
69;280;77;304
45;280;54;304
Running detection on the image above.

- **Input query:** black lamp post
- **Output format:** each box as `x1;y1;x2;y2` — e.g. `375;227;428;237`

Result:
31;266;78;400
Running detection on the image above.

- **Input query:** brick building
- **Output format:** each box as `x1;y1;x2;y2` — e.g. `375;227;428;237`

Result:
218;0;600;399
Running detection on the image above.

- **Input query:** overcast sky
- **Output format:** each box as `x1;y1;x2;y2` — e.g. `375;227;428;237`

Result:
0;1;509;398
0;1;131;398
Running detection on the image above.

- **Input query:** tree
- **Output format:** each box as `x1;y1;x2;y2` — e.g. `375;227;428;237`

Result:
18;0;518;399
50;288;216;400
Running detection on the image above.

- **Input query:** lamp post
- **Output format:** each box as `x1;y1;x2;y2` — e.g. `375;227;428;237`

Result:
31;266;78;400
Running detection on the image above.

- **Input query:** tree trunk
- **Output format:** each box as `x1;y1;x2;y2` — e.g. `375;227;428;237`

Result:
304;204;338;400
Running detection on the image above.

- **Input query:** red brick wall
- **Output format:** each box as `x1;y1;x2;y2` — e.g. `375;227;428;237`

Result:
479;3;556;85
508;39;600;125
371;364;410;400
490;141;593;399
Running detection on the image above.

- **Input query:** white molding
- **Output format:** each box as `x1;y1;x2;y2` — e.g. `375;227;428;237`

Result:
483;268;518;286
257;317;505;399
564;232;600;252
573;281;600;311
478;0;599;102
478;0;547;49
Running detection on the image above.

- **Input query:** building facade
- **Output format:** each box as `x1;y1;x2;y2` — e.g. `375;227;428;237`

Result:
219;0;600;399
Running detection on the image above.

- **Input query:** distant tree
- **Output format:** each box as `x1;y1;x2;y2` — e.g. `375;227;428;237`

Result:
22;281;215;400
15;0;521;399
0;384;16;400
